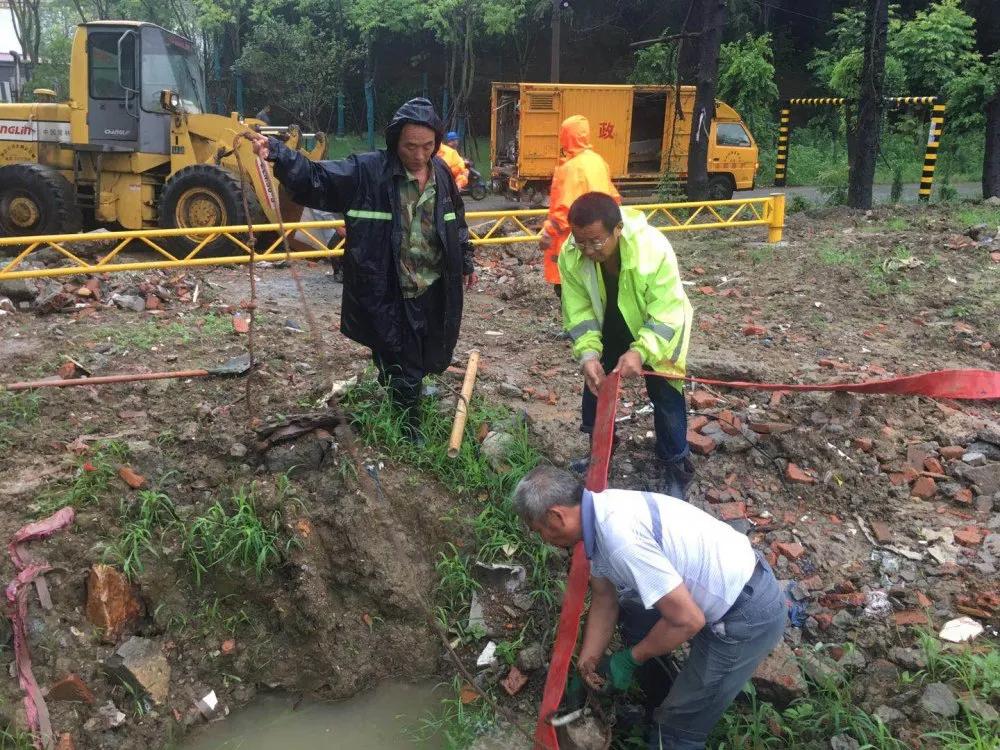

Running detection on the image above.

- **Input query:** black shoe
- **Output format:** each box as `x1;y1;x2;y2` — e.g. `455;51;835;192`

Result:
568;455;589;474
658;457;695;499
402;421;426;449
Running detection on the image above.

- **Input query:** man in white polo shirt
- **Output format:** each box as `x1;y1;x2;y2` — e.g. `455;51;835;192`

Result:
512;465;786;749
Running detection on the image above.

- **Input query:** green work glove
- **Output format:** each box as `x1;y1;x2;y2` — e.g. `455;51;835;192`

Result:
607;649;640;692
564;671;586;709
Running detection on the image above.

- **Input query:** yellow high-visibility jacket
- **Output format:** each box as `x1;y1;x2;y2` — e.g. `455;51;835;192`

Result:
558;207;692;392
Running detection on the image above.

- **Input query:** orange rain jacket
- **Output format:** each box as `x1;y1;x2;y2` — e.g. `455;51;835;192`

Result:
541;115;621;284
437;143;469;189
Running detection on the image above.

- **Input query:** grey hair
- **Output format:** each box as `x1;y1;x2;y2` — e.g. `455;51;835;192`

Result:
511;465;584;524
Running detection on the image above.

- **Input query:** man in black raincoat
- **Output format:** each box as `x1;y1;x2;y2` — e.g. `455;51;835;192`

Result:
249;99;476;442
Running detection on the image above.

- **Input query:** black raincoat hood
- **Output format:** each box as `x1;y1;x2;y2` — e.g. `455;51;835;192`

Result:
385;97;445;153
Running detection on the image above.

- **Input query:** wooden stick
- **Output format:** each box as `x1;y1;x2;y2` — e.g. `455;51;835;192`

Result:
4;370;210;391
447;349;480;459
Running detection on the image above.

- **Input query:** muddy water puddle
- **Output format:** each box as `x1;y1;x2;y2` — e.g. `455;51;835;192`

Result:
180;682;443;749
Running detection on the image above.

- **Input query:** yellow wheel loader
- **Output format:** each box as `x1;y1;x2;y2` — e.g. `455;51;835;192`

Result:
0;21;325;252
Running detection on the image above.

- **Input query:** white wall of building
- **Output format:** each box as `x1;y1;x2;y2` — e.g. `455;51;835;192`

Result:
1;8;22;55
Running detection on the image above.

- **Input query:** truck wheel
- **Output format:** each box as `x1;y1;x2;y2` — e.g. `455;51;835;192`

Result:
707;175;735;201
159;164;266;254
470;183;488;201
0;164;82;251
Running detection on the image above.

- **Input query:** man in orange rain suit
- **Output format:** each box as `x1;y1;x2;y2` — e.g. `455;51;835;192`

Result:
437;131;469;190
540;115;621;296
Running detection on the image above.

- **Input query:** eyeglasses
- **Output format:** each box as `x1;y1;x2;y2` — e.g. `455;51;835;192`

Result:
575;236;611;251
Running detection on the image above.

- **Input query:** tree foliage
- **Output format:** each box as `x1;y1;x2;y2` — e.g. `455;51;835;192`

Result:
234;19;350;130
628;40;677;85
718;33;778;145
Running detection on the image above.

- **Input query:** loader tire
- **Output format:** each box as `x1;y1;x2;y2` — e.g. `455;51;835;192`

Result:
159;164;267;255
0;164;82;254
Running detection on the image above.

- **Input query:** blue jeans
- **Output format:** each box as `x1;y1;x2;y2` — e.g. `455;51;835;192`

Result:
619;558;786;750
580;350;688;463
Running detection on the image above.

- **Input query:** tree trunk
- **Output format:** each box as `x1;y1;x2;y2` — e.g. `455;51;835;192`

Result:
686;0;727;201
677;0;704;83
847;0;888;210
985;90;1000;199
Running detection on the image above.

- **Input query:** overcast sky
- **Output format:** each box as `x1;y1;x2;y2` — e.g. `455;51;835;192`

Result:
1;9;21;55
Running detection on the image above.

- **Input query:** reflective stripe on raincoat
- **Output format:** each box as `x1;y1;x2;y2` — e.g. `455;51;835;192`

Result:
541;115;621;284
558;207;692;392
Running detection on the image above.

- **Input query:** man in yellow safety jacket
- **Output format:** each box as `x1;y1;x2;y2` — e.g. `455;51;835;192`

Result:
437;131;469;190
541;115;620;294
559;191;694;498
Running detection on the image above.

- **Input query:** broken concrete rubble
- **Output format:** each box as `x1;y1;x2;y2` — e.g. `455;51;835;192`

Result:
103;636;171;705
85;564;142;643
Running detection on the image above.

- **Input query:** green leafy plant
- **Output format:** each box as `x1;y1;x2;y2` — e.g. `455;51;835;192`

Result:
36;440;130;514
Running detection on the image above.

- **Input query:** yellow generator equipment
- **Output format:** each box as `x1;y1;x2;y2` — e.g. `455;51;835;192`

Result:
491;82;759;203
0;21;324;250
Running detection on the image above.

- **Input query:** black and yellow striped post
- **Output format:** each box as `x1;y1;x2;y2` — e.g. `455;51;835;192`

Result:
919;102;946;202
774;102;792;187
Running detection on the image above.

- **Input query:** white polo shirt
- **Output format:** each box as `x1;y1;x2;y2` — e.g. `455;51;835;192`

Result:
583;488;757;623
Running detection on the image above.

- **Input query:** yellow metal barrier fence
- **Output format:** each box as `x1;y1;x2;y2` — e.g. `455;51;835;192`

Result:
0;194;784;281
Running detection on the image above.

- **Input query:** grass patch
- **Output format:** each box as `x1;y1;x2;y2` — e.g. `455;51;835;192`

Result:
817;240;861;267
342;374;558;619
103;479;297;587
105;489;180;580
916;631;1000;701
712;678;906;750
0;728;35;750
181;485;289;586
954;206;1000;229
924;713;1000;749
0;391;41;451
155;595;251;639
407;676;496;748
92;313;231;351
885;217;910;231
36;440;130;514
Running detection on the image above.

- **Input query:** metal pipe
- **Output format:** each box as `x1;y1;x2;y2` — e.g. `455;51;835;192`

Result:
4;370;210;391
447;350;480;459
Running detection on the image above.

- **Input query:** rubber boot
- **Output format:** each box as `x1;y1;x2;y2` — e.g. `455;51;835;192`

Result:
569;434;619;475
658;456;695;500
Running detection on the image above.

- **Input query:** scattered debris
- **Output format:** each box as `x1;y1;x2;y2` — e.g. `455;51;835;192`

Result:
938;616;984;643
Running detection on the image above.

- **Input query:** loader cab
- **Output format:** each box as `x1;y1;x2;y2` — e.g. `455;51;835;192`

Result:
79;23;206;154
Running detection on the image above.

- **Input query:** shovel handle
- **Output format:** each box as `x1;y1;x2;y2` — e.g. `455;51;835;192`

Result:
4;370;210;391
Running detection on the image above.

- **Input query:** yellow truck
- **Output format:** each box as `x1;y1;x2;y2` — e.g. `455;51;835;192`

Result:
491;82;759;203
0;21;323;251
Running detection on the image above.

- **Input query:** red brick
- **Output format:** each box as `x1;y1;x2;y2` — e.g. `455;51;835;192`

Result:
501;666;528;696
870;520;892;544
911;476;937;500
775;542;806;560
940;446;966;460
820;592;867;609
814;613;833;631
991;251;1000;263
86;564;142;643
56;735;75;750
144;294;161;311
889;472;909;486
836;580;857;594
705;487;723;504
906;445;929;471
47;674;95;704
782;511;798;524
916;592;932;608
690;266;706;275
742;324;766;336
952;488;974;506
785;463;816;484
221;639;237;655
719;410;742;435
893;610;929;627
769;390;791;407
688;431;717;455
923;457;945;475
117;466;146;490
233;315;250;333
853;437;874;453
749;422;795;435
954;526;983;547
801;575;823;591
690;390;720;410
697;286;716;295
689;415;709;432
717;502;747;521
